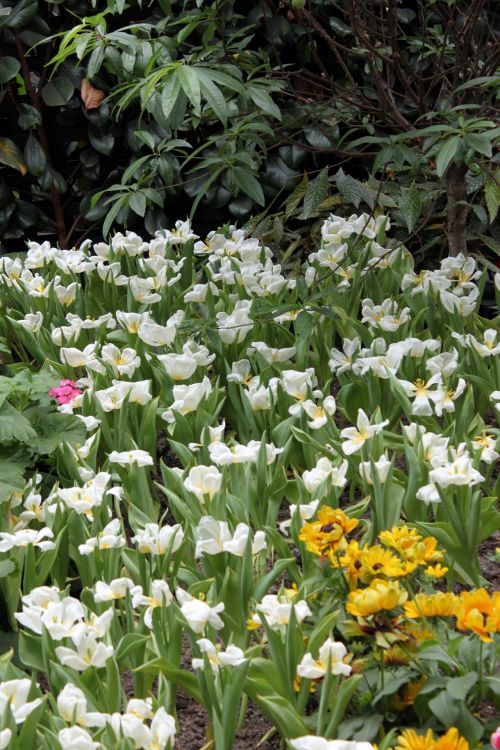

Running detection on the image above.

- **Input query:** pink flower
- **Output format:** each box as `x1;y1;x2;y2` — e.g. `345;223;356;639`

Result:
48;379;83;405
491;729;500;750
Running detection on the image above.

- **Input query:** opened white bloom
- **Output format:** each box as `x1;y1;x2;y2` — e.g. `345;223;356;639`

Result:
359;454;391;484
176;589;225;633
138;311;184;347
283;368;316;403
16;311;44;332
162;377;212;422
224;525;266;556
361;298;409;331
253;594;311;629
184;465;222;502
429;455;484;488
468;328;500;357
147;706;177;750
302;396;336;429
58;472;111;517
216;299;253;343
78;519;125;556
94;578;134;602
397;374;442;416
302;457;348;494
471;432;499;464
0;527;55;552
432;379;466;417
56;629;114;671
132;523;184;555
108;449;154;467
329;337;361;374
291;738;375;750
131;580;173;629
195;516;231;556
192;639;246;672
101;344;141;377
60;343;104;373
16;595;84;639
116;310;150;334
249;341;296;363
340;410;388;455
0;679;42;724
227;359;256;387
297;638;351;678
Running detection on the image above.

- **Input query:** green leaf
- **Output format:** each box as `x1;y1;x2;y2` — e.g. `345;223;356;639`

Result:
41;77;75;106
401;182;422;232
136;658;203;705
232;165;265;206
0;401;37;444
0;56;20;84
177;65;201;115
302;167;329;219
129;191;147;217
30;412;86;455
17;103;42;130
335;167;375;208
435;135;461;177
0;457;28;503
484;174;500;223
247;86;281;120
446;672;477;701
0;0;37;29
249;694;308;738
24;134;46;177
0;137;27;175
161;72;182;122
465;132;492;158
198;71;228;126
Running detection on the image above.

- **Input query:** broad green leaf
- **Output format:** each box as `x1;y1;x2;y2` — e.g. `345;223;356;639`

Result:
0;401;37;444
485;174;500;223
0;0;37;29
0;457;28;503
161;72;182;122
198;71;228;125
302;167;329;219
0;56;20;84
17;103;42;130
401;181;422;232
232;165;265;206
247;86;281;120
435;135;461;177
41;76;75;106
177;65;201;115
30;412;86;455
335;167;375;208
24;134;47;177
0;137;27;175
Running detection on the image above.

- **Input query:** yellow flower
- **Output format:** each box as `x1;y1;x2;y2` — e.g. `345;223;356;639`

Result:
424;564;448;579
379;525;422;554
391;678;426;711
396;728;435;750
334;540;361;589
299;506;358;558
404;592;457;619
346;578;407;617
435;728;469;750
455;588;500;643
357;545;408;583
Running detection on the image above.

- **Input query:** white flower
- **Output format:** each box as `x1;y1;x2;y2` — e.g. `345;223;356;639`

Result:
468;329;500;357
176;589;224;634
432;379;466;417
16;596;84;640
195;516;231;556
58;473;111;517
55;629;114;671
94;578;134;602
253;594;311;629
216;299;253;343
101;344;141;377
149;706;176;750
0;730;11;750
0;679;42;724
108;450;154;467
161;377;212;422
359;454;391;484
138;311;184;347
302;457;348;494
297;638;351;678
397;374;442;416
361;298;409;331
227;359;256;387
302;397;336;429
471;433;499;464
116;310;150;334
160;219;198;245
78;519;125;556
248;341;296;363
224;525;267;556
60;344;104;372
157;352;198;381
429;455;484;488
329;338;361;374
192;639;246;672
283;368;316;402
16;311;43;332
57;683;88;723
131;580;173;629
132;523;184;555
55;282;78;306
340;410;388;455
184;465;223;502
0;527;55;552
426;350;458;376
57;726;101;750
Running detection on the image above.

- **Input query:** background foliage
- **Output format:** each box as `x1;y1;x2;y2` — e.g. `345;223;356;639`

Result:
0;0;499;259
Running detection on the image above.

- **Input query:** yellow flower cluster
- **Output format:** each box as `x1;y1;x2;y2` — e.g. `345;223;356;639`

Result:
299;507;359;562
334;525;445;590
396;727;468;750
405;587;500;642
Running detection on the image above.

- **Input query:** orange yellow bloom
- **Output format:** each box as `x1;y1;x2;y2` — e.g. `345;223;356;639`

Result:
346;578;407;617
299;506;358;559
455;588;500;642
435;728;469;750
357;545;408;582
424;564;448;579
396;729;468;750
404;592;457;619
